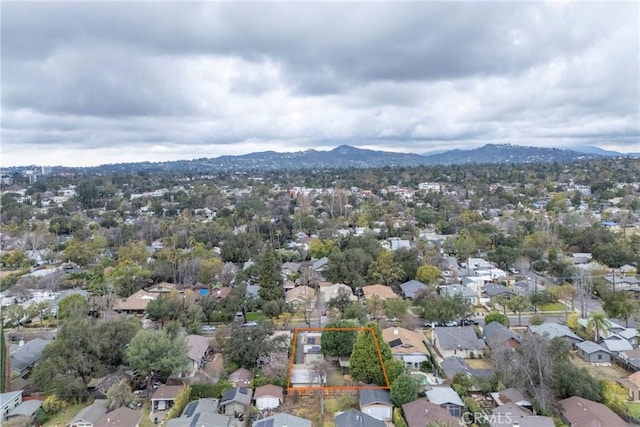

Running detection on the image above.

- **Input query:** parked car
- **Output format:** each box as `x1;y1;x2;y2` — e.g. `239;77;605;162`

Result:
201;325;216;333
242;321;258;327
460;318;479;326
442;320;458;327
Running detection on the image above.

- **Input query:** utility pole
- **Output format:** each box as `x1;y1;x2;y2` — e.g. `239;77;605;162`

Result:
612;269;616;294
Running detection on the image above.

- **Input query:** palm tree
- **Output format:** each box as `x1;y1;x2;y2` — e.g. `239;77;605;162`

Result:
587;311;612;342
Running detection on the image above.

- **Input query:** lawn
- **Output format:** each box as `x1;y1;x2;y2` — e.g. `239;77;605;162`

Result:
139;401;156;427
629;402;640;419
245;312;265;321
43;403;88;427
540;302;567;312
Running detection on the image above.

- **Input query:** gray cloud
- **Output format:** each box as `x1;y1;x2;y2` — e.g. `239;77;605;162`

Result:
1;1;638;166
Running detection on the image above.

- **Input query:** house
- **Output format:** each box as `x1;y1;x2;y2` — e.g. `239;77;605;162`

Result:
440;356;492;380
10;337;51;377
619;348;640;372
219;387;252;416
622;372;640;402
285;285;316;309
433;326;487;358
490;403;555;427
113;289;156;314
616;328;639;348
321;284;357;304
362;284;398;301
425;386;465;417
282;262;301;276
254;413;312;427
185;335;210;376
359;389;393;422
483;322;521;351
602;338;633;356
528;322;582;346
254;384;283;410
151;385;184;413
439;284;478;305
576;341;611;365
382;326;429;368
577;318;626;341
4;398;43;422
490;388;532;408
228;368;254;388
482;284;517;299
400;280;428;299
289;367;323;387
147;282;177;293
302;332;323;365
166;398;231;427
402;398;459;427
334;408;385;427
1;390;22;420
67;399;109;427
559;396;627;427
210;287;231;300
94;407;143;427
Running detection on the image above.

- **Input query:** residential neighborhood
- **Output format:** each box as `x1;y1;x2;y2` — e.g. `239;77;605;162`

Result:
1;157;640;427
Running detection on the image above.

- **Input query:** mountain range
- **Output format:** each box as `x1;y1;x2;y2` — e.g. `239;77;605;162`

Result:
12;143;639;174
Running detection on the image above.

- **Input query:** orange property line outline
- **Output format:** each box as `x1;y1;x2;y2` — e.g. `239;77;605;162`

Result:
287;327;391;392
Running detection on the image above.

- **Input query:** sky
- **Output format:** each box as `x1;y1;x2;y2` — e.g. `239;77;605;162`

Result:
1;1;639;167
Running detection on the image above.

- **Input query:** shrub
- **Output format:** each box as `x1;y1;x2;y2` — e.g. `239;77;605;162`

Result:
189;382;231;400
165;386;191;421
42;395;67;415
393;407;408;427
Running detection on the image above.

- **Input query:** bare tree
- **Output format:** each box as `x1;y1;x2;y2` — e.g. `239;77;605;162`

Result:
309;359;332;414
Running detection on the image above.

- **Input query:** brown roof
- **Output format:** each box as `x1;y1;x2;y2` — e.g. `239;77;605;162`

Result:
186;335;210;362
622;348;640;359
212;287;231;299
629;372;640;388
402;399;458;427
151;385;184;400
362;284;398;300
229;368;254;382
382;327;428;355
94;407;143;427
559;396;627;427
147;282;177;293
286;285;316;303
254;384;284;400
113;290;155;312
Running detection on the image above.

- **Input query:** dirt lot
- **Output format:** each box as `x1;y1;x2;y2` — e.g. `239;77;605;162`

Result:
571;354;629;380
465;358;495;370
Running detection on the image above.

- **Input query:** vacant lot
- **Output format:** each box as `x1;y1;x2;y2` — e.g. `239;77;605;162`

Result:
571;354;628;380
466;358;494;370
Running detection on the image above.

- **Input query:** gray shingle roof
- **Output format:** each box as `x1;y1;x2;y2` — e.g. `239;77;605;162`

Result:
483;321;520;349
10;338;51;373
576;340;610;355
253;413;312;427
426;387;465;407
335;409;385;427
434;327;487;350
400;280;427;299
528;322;582;342
359;388;392;406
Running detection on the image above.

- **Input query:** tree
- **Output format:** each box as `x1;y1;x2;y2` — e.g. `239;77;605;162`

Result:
325;248;374;288
484;312;509;327
223;322;287;369
505;295;529;326
366;295;385;320
145;293;182;327
309;239;339;259
57;294;89;320
384;298;410;321
26;301;51;327
4;304;26;328
384;358;405;385
350;323;392;385
368;250;405;286
125;330;188;391
416;265;442;286
393;248;420;282
257;244;283;302
602;291;638;327
454;229;477;260
390;373;418;407
494;333;571;412
587;311;612;342
0;326;9;393
421;294;470;325
321;321;358;357
106;379;136;410
601;379;627;413
327;288;354;316
107;260;152;297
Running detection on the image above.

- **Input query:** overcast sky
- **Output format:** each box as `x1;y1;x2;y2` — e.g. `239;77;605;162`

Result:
1;1;638;167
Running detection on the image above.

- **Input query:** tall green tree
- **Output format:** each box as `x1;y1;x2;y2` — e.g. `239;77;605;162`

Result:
350;322;393;385
416;265;442;286
257;244;284;302
321;321;358;357
602;291;638;327
505;295;529;326
125;330;188;390
586;311;612;342
57;294;89;320
145;293;182;327
390;373;419;406
368;250;405;286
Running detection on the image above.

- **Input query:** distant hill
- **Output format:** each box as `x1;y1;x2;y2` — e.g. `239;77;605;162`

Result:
9;143;634;174
421;143;600;165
